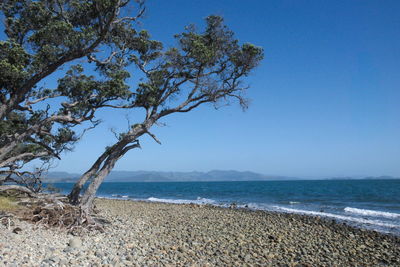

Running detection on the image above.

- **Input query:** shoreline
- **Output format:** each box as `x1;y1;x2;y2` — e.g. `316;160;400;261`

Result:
1;198;399;266
97;195;400;237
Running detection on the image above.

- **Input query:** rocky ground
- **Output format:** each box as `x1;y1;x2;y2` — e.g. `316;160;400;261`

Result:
1;198;399;266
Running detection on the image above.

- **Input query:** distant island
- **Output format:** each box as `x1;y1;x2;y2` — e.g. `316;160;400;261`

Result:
40;171;399;183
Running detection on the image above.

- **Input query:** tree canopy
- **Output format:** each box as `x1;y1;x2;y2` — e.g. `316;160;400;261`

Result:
0;1;263;215
69;15;264;211
0;0;145;188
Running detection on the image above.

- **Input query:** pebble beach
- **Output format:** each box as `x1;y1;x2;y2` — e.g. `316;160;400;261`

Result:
1;198;399;266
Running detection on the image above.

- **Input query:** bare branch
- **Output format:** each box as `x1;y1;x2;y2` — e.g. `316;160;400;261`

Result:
0;185;36;197
113;6;146;24
145;131;161;145
88;51;118;65
27;137;61;160
122;140;141;154
25;93;61;106
0;151;50;169
100;103;137;109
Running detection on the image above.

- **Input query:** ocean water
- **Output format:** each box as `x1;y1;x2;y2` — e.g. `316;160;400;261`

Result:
51;179;400;235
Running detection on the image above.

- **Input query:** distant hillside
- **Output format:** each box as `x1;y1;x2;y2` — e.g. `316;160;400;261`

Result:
328;176;399;180
43;171;81;182
41;171;400;183
42;170;294;183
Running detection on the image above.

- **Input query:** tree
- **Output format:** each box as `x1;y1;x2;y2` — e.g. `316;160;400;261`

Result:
0;0;145;188
69;15;263;214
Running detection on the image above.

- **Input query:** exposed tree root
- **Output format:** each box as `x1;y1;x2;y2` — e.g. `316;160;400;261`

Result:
1;188;104;233
19;201;104;234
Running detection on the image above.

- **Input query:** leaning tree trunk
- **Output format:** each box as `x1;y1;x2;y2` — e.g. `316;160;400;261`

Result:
68;148;113;205
79;155;120;214
79;144;133;214
70;122;150;214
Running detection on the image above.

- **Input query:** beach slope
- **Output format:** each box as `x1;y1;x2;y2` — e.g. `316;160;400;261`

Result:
1;199;399;266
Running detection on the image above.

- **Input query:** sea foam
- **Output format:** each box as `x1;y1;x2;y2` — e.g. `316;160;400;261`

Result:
146;197;216;205
273;206;400;229
344;207;400;219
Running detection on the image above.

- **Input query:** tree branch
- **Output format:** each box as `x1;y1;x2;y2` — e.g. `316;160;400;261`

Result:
145;130;161;145
113;6;146;24
0;151;49;169
0;185;36;197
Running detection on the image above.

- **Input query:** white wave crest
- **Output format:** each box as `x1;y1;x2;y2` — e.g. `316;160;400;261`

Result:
236;203;271;210
273;206;400;229
110;194;129;199
344;207;400;219
146;197;216;205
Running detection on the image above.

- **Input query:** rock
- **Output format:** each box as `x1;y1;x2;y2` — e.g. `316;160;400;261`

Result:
95;251;104;258
12;227;22;234
63;247;74;253
2;198;400;267
59;259;68;266
68;237;82;249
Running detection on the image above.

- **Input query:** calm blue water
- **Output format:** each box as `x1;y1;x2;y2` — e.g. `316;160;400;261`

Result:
50;179;400;235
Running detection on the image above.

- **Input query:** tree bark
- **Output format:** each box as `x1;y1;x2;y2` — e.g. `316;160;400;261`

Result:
78;141;137;213
79;153;121;213
70;123;148;212
0;141;18;162
68;148;113;204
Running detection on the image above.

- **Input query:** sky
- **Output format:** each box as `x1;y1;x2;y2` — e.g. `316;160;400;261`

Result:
3;0;400;178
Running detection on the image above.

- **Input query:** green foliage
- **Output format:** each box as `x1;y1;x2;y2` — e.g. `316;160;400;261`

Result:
0;41;30;90
0;0;142;176
132;15;263;110
0;1;263;193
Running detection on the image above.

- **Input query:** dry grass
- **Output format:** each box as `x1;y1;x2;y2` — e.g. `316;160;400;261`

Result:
0;196;18;211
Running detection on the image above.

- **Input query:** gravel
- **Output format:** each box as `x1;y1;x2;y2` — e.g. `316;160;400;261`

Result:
1;198;399;266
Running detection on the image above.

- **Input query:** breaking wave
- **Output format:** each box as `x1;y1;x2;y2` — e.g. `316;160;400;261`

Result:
146;196;216;205
273;206;400;229
344;207;400;219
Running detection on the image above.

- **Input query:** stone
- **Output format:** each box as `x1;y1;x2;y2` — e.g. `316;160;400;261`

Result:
68;237;82;249
63;247;74;254
12;227;22;234
95;251;104;258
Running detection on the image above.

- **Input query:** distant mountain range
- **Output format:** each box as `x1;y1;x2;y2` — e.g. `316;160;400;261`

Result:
41;171;399;183
42;170;295;183
327;175;400;180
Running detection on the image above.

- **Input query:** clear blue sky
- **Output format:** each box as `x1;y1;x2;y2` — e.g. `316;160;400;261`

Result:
6;0;400;178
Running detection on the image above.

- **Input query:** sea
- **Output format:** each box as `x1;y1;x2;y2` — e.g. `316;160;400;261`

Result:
50;179;400;236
